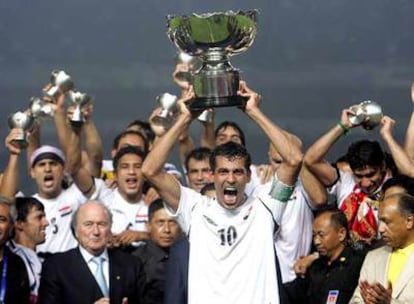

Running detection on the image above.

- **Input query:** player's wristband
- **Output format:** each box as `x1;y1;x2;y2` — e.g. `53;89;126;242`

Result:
269;178;295;202
337;121;350;135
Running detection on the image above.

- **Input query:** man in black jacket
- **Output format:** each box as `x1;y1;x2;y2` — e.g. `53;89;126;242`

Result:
133;199;182;304
38;200;146;304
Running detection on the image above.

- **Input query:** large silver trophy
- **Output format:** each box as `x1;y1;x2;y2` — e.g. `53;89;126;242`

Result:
8;111;35;149
167;10;258;110
349;100;383;130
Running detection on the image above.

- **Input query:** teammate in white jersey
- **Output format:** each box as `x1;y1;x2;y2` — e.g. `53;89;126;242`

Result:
29;145;109;254
142;82;304;304
66;121;151;248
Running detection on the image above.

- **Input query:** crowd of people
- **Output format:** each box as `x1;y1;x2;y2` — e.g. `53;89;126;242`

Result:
0;61;413;304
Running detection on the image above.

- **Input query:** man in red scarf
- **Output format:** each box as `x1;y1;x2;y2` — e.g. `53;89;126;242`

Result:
304;106;395;249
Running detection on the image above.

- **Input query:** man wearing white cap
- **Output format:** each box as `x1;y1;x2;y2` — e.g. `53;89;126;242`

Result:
29;145;108;256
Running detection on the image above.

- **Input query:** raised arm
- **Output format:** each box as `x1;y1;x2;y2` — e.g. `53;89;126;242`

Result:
64;117;96;197
78;102;103;177
404;83;414;161
304;107;357;186
0;129;22;200
142;89;195;211
381;115;414;177
239;81;303;186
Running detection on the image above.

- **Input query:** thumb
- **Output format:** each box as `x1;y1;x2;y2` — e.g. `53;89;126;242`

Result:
387;281;392;291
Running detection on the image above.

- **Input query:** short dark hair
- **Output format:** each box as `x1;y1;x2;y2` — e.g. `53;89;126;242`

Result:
148;199;165;222
126;120;155;144
15;197;45;222
112;130;149;155
210;142;251;173
200;183;215;195
315;208;349;240
347;140;385;171
395;193;414;217
113;146;147;172
215;121;246;147
185;147;212;172
382;175;414;197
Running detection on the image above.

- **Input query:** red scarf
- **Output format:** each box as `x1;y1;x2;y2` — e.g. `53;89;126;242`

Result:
340;184;378;242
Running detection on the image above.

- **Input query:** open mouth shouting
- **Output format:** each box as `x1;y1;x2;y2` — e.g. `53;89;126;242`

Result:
223;187;238;207
43;175;55;188
125;177;138;189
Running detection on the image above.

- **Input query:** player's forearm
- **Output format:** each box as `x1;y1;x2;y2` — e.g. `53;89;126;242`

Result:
383;133;414;177
246;107;303;167
143;114;191;178
54;107;71;153
82;119;104;177
0;154;19;200
404;111;414;161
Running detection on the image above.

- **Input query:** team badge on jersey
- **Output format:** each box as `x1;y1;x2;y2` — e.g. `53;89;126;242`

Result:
58;205;72;217
326;290;339;304
135;213;147;224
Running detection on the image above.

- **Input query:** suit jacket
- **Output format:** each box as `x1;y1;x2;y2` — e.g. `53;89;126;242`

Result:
164;237;189;304
38;247;146;304
350;245;414;303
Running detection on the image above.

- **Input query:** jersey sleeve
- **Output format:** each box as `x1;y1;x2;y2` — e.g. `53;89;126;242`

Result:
164;185;206;234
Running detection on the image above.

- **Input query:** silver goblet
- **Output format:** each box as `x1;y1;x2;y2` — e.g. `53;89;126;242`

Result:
68;90;91;127
7;111;35;149
46;70;74;97
349;100;383;130
29;97;55;119
152;93;177;126
174;52;203;83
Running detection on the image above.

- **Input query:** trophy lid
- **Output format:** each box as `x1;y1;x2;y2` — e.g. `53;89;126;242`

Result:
167;10;258;56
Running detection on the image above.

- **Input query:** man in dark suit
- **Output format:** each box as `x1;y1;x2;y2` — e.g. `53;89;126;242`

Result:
38;200;146;304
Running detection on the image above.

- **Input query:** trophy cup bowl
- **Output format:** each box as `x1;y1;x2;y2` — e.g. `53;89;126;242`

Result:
46;70;75;97
68;90;91;127
349;100;383;130
167;10;258;111
152;93;177;126
29;97;54;119
7;111;35;149
175;52;203;82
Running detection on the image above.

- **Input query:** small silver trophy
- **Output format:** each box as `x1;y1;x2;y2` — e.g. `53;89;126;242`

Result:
152;93;177;126
167;10;258;110
349;100;383;130
46;70;74;97
29;97;54;119
7;111;35;149
197;109;213;123
68;90;91;127
174;52;203;83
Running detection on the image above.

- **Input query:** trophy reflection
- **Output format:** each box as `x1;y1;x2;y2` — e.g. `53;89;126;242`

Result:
349;100;383;130
46;70;74;97
167;10;258;110
68;91;91;127
8;111;35;149
152;93;177;126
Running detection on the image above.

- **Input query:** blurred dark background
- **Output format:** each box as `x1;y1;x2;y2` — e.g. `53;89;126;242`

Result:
1;0;414;193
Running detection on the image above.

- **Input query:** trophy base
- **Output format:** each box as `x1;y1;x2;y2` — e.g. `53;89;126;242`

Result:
190;95;247;111
70;120;84;128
